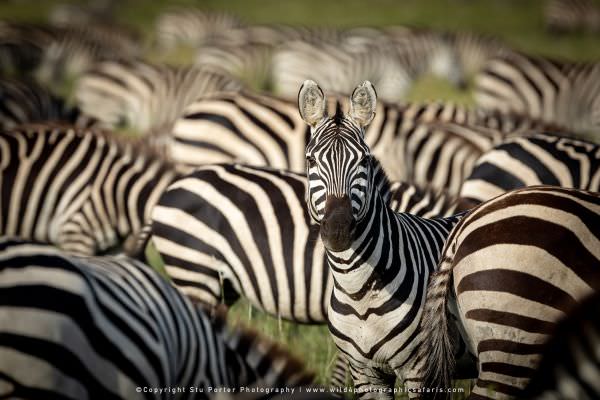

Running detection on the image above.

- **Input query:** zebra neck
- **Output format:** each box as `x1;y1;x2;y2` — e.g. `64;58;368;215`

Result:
326;191;460;297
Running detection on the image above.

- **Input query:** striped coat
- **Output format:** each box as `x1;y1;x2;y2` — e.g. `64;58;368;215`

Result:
170;91;546;193
0;124;178;255
419;186;600;399
0;239;312;399
474;52;600;134
459;133;600;209
151;162;458;323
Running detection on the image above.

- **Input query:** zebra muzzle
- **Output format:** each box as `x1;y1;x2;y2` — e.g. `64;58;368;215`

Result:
321;195;354;252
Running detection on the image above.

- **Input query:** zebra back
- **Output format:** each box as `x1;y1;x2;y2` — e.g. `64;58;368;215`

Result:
474;51;600;134
459;132;600;208
0;124;178;255
170;91;525;182
0;239;313;399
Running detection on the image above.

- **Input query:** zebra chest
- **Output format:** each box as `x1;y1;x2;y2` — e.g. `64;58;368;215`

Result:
328;288;417;365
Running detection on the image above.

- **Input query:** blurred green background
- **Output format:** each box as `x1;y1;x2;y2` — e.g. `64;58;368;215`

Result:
3;0;599;397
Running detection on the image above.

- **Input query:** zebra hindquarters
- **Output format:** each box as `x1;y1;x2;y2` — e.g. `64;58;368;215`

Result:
450;187;600;399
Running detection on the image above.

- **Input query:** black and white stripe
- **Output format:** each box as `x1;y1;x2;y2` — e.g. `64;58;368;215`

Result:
474;52;600;134
0;78;99;130
74;59;242;134
0;124;178;255
523;290;600;400
0;239;313;399
459;132;600;208
171;91;545;191
151;163;457;323
298;80;470;398
419;186;600;399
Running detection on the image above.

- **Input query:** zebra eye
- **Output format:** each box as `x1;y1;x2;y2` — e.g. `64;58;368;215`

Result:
360;155;371;165
306;156;316;166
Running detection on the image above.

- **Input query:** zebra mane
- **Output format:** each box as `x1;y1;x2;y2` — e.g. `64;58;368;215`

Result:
372;156;393;204
333;101;344;125
207;306;315;387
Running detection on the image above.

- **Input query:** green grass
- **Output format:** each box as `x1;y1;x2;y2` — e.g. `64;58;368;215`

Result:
4;0;600;397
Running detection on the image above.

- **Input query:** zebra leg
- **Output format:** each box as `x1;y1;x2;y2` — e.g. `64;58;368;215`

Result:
328;352;348;393
348;362;396;400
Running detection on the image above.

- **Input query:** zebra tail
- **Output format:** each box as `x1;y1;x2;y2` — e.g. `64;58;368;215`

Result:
420;233;460;399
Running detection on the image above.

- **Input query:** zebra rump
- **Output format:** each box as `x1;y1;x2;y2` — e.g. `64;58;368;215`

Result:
420;186;600;399
0;239;313;399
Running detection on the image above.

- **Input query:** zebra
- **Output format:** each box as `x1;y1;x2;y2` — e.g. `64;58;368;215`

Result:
418;185;600;399
271;27;467;102
297;80;477;398
522;290;600;400
170;91;548;189
0;77;99;130
474;51;600;135
150;163;458;389
458;132;600;209
0;124;178;256
74;59;242;134
150;163;458;324
0;239;313;399
154;8;243;50
544;0;600;33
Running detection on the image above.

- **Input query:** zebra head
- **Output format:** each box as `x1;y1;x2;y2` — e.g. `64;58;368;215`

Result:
299;80;377;252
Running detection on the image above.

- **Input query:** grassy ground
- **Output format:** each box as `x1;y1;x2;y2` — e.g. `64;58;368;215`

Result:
3;0;600;397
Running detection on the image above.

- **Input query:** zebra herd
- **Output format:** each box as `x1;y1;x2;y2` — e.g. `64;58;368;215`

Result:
1;1;600;399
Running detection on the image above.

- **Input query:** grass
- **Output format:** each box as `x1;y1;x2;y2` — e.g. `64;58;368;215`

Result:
4;0;600;397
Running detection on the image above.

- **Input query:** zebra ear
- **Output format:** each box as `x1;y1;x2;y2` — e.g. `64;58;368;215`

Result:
349;81;377;127
298;80;326;128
